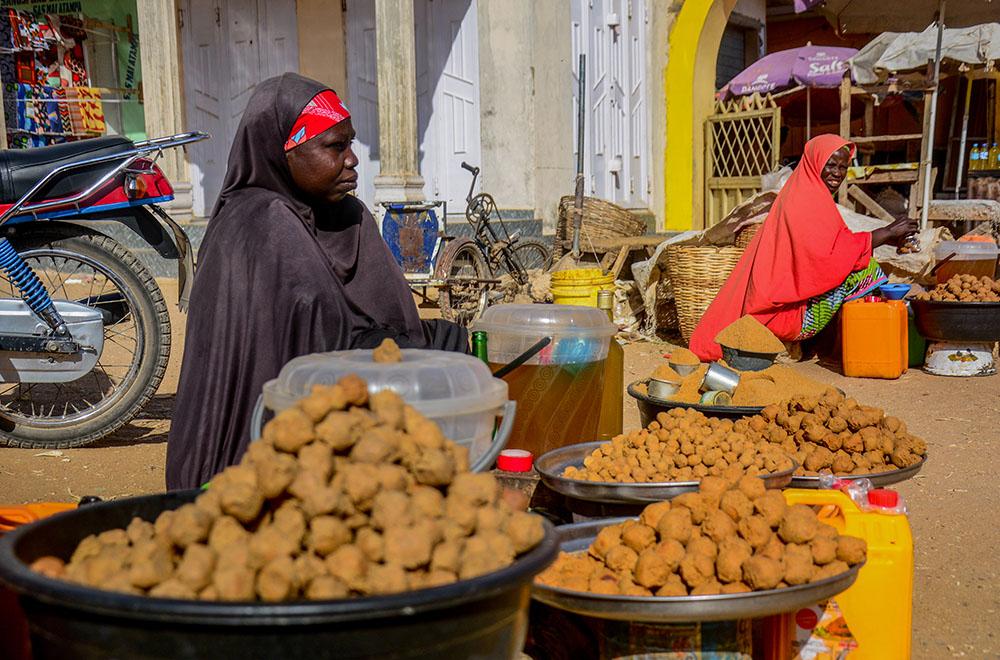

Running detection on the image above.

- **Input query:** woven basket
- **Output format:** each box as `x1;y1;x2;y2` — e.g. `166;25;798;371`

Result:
735;223;761;250
554;196;646;258
665;245;744;343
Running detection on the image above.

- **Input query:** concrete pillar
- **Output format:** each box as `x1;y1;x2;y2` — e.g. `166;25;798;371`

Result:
531;0;573;234
136;0;193;221
373;0;425;202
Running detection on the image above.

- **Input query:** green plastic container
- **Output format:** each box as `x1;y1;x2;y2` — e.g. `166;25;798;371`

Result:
906;302;926;367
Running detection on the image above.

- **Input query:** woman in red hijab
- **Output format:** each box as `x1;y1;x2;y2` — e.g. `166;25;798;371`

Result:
690;134;916;361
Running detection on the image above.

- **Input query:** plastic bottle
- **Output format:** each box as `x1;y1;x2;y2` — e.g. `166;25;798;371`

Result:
596;290;624;440
970;143;981;171
990;143;1000;171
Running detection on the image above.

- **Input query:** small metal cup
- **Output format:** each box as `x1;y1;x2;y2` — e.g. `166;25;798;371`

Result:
669;362;699;377
702;362;740;394
647;377;680;400
700;390;733;406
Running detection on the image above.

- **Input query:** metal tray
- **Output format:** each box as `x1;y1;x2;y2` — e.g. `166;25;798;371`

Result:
532;518;863;623
536;441;796;504
628;381;764;423
789;456;927;488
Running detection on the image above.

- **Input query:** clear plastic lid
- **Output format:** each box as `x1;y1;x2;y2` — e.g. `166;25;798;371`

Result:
472;304;615;365
934;240;999;260
262;349;508;418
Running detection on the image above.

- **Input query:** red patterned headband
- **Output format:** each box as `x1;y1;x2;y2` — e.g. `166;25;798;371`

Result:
284;90;351;152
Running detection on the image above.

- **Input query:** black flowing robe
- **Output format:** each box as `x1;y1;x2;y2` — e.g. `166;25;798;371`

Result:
166;73;467;490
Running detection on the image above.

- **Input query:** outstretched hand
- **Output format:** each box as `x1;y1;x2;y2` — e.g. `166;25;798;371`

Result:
872;215;918;248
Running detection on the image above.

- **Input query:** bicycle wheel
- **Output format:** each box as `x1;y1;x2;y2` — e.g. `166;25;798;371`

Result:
0;224;170;448
512;239;552;272
435;239;490;327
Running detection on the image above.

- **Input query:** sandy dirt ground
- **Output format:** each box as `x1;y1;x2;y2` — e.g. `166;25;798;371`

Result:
0;281;997;658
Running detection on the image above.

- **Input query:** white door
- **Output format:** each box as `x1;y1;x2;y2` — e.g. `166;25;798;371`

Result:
423;0;481;210
182;0;299;217
181;0;224;217
346;0;481;212
571;0;648;207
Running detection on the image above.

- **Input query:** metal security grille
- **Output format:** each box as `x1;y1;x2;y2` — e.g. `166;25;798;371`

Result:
704;94;781;227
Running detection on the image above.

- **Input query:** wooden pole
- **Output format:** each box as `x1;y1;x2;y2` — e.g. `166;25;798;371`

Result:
839;76;851;205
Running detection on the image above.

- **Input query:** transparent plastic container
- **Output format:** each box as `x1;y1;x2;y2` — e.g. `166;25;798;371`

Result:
934;240;999;283
259;349;509;471
472;304;615;457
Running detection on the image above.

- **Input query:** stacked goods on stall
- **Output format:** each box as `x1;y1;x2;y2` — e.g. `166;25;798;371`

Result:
536;475;867;596
753;391;927;476
29;374;547;601
560;409;794;483
0;8;141;148
916;274;1000;301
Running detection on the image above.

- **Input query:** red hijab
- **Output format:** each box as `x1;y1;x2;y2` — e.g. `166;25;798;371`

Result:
690;134;872;360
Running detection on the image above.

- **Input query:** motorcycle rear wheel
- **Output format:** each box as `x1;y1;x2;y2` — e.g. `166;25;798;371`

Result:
0;224;170;448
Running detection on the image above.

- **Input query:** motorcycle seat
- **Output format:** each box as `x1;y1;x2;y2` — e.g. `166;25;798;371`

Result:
0;136;135;206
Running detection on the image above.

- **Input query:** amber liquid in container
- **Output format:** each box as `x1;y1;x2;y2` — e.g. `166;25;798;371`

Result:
490;361;605;458
934;259;998;283
596;290;624;441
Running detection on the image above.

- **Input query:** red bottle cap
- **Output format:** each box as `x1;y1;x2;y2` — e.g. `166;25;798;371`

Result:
868;488;899;508
497;449;533;472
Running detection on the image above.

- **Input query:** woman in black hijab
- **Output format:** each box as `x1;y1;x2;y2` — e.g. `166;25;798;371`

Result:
166;73;468;490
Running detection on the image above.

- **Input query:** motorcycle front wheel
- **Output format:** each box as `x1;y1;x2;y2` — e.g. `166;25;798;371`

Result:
0;224;170;448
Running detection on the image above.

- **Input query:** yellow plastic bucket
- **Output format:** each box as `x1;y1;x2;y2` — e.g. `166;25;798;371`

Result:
550;268;614;307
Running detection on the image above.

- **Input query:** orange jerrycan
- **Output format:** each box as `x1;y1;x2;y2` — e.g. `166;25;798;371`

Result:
841;298;907;379
784;488;913;660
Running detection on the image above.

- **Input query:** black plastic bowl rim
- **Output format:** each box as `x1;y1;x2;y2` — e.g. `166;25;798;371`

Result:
0;489;560;627
627;380;764;417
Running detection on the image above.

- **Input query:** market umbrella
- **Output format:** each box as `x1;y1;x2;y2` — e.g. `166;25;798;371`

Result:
795;0;999;226
721;45;857;140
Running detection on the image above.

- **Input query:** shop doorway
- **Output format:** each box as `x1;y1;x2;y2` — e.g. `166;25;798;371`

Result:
180;0;299;217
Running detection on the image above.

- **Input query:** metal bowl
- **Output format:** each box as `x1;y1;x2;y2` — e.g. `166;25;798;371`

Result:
628;380;763;424
911;299;1000;342
536;441;796;504
532;518;863;623
790;456;926;488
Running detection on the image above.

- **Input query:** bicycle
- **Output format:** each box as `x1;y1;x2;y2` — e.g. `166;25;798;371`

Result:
435;162;552;325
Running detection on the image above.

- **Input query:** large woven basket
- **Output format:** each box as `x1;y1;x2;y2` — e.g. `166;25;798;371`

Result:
554;196;646;258
666;245;744;343
735;223;761;250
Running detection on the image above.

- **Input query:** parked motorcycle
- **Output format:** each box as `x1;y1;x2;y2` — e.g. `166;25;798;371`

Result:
0;131;208;448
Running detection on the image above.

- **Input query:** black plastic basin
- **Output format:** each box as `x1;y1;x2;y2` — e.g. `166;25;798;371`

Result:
0;490;558;660
721;345;777;372
910;300;1000;342
627;381;762;425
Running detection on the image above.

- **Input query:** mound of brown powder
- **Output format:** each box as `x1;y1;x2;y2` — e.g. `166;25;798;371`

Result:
668;347;701;366
668;364;709;404
715;316;785;354
652;364;682;383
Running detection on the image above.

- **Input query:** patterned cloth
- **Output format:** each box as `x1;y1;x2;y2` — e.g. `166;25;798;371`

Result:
283;90;350;151
796;258;888;340
66;86;105;134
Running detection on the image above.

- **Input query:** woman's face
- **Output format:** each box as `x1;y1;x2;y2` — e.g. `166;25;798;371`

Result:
286;119;359;204
821;148;850;194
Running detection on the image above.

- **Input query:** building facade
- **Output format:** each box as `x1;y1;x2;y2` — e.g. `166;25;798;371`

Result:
134;0;769;232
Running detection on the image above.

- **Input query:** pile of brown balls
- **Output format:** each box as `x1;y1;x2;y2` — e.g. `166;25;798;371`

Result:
561;408;794;484
916;274;1000;302
29;375;545;602
536;474;866;596
748;390;927;476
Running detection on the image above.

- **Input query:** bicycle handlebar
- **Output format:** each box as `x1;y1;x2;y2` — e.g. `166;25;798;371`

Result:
461;161;479;175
